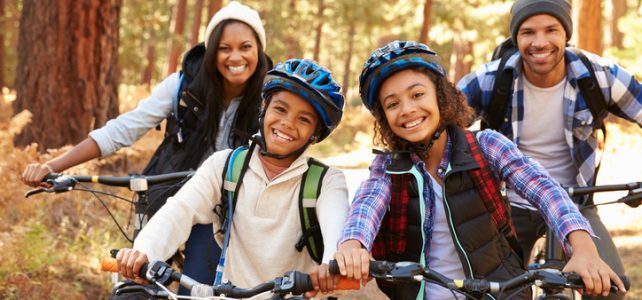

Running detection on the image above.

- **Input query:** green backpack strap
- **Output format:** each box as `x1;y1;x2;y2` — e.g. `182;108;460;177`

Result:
295;158;329;264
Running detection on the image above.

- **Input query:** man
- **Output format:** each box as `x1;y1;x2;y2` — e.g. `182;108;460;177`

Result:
458;1;642;299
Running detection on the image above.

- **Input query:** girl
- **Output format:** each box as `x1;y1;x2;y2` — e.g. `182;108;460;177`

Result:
333;41;625;300
22;1;269;290
117;59;349;296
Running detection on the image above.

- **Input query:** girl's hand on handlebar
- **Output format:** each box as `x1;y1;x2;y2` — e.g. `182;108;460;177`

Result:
304;263;340;298
565;231;626;297
22;163;54;187
333;239;371;285
116;248;149;284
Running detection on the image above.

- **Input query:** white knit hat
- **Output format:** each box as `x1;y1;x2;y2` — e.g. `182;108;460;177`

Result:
204;1;266;50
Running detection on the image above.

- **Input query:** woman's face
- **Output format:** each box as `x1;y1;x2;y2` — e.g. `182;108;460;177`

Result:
216;22;259;92
262;90;319;165
378;69;440;144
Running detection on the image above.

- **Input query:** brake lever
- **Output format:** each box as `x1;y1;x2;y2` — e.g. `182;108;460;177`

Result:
114;284;168;297
25;188;49;198
619;188;642;208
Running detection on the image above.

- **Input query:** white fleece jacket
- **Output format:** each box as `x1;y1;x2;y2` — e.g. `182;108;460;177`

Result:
133;146;350;289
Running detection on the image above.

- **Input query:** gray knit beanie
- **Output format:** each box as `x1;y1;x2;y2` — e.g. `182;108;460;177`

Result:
510;0;572;44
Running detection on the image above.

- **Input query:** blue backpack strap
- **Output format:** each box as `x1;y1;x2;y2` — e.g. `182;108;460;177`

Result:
295;158;329;264
214;144;252;285
173;72;186;143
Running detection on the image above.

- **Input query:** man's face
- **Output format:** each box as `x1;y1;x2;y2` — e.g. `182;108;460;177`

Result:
516;14;567;78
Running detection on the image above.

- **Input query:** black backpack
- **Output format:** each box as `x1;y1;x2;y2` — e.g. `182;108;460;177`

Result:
484;38;608;133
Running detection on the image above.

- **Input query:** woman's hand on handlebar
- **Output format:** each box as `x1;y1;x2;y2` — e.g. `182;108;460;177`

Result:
564;231;626;297
333;239;371;285
116;248;150;284
22;163;54;187
304;263;341;298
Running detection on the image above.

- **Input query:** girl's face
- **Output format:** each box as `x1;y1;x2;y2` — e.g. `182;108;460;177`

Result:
216;22;259;91
263;90;319;164
378;69;440;144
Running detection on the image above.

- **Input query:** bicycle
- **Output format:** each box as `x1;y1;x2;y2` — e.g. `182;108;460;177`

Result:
25;171;195;243
100;257;361;299
98;256;628;300
526;182;642;299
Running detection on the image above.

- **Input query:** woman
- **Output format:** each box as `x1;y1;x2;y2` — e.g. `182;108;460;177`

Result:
22;1;269;291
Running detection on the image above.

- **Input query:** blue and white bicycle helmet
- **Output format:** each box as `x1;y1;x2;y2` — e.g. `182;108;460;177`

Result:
262;59;344;142
359;40;446;113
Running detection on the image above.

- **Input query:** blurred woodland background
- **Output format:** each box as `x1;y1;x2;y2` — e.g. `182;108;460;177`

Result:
1;0;642;298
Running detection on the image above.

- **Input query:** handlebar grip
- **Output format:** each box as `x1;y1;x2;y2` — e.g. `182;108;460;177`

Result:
100;257;149;279
43;173;61;181
335;278;361;290
101;257;119;272
619;275;630;292
328;259;391;276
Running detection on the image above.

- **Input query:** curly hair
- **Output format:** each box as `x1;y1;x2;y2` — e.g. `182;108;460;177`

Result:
371;67;475;151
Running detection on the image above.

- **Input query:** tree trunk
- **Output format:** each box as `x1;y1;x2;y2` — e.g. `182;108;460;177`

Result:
342;21;356;102
313;0;325;62
13;0;121;150
419;0;432;44
449;34;473;83
0;0;4;88
166;0;187;76
285;0;301;59
140;28;155;86
610;0;626;49
577;0;603;55
208;0;222;21
190;0;204;46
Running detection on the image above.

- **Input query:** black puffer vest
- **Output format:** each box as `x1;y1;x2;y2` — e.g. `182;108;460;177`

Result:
373;127;528;300
142;43;257;216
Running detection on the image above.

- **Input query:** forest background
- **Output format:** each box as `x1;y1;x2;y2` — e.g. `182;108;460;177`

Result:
1;0;641;298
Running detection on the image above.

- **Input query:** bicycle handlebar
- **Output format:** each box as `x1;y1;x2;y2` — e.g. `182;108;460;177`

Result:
24;171;195;198
328;260;629;299
101;258;360;299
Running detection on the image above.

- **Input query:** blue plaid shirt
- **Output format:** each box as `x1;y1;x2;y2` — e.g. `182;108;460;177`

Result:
339;129;592;255
457;49;642;189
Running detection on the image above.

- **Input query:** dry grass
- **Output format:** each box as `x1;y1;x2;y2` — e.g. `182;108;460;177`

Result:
1;87;641;299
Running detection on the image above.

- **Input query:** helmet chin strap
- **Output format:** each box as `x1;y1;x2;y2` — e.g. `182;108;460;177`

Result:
409;123;446;159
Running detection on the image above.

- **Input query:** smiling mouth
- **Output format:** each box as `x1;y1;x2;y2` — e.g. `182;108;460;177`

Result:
227;65;247;74
402;117;425;129
528;49;554;59
272;128;294;142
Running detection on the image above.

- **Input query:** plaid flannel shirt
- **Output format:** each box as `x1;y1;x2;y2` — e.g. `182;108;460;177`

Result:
457;49;642;190
339;129;593;255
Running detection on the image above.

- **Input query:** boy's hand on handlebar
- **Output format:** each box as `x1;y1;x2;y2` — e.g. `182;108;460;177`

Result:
22;163;54;187
334;240;371;285
565;231;626;297
304;263;340;298
116;248;149;284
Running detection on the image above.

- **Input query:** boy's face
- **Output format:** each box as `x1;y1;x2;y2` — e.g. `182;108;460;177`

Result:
516;14;566;78
378;69;440;144
262;90;319;160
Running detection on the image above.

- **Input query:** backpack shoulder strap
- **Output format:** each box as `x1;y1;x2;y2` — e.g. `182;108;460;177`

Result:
214;144;252;285
464;131;522;259
486;50;517;130
567;47;608;130
295;158;329;264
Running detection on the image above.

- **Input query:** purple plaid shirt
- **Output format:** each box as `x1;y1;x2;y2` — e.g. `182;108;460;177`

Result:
339;129;593;255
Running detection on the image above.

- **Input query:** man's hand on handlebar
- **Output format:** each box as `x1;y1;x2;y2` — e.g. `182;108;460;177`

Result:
304;263;341;298
116;248;150;285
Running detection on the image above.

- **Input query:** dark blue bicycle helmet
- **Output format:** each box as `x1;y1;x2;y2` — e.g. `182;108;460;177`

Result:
262;59;344;142
359;40;446;113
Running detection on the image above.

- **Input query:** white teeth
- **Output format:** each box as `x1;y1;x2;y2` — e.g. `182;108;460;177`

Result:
228;65;247;73
273;129;293;141
531;52;551;58
404;118;423;128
